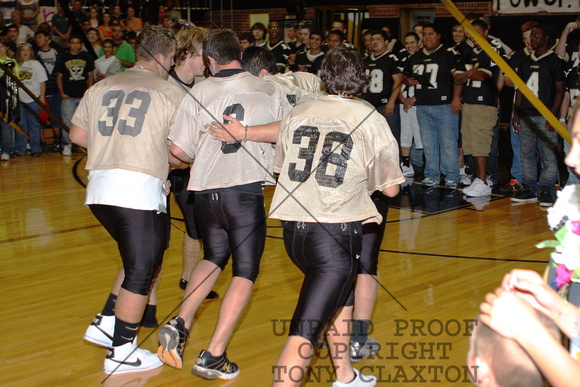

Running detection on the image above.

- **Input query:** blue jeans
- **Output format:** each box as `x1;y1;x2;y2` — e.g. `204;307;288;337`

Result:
416;104;460;183
60;97;81;145
564;140;580;185
519;115;558;195
378;103;401;148
47;93;63;129
1;118;13;155
410;143;424;167
14;102;42;154
509;112;522;182
486;107;501;183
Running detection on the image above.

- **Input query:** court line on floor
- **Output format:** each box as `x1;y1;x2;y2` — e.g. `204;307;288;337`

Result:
265;234;547;263
0;223;102;244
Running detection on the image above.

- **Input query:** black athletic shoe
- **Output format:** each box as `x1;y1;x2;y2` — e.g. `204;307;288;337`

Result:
191;350;240;380
511;187;537;203
179;278;187;290
499;178;523;195
50;142;61;153
539;188;554;207
350;337;381;363
158;316;189;369
179;279;219;299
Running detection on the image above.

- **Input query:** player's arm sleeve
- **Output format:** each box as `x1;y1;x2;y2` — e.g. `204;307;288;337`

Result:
70;94;91;147
71;91;90;130
366;119;405;194
277;89;294;120
167;103;197;160
273;116;290;174
367;144;405;194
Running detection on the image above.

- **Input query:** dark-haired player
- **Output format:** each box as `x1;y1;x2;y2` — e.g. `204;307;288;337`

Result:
326;29;345;50
455;19;501;197
294;29;324;74
363;29;403;149
157;29;291;380
398;31;424;176
269;46;404;387
404;23;463;189
511;24;565;206
499;20;539;195
70;25;182;374
265;20;291;73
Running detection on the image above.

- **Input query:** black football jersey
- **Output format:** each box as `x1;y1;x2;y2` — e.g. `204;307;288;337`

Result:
566;37;580;69
404;44;459;105
295;50;324;74
266;40;291;69
363;50;401;107
517;50;566;116
508;47;532;73
457;46;500;106
566;61;579;105
398;54;415;99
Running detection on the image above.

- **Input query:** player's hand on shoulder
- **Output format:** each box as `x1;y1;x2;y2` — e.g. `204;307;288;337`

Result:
209;115;244;142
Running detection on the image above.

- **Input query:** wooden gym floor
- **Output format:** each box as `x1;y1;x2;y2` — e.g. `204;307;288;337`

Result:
1;152;552;386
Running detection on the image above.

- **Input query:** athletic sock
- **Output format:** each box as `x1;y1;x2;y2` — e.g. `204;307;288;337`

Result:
112;318;139;347
140;304;158;327
351;319;371;345
402;156;410;167
101;293;117;316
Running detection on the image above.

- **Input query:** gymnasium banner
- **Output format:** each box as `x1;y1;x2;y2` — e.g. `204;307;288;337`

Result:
494;0;580;14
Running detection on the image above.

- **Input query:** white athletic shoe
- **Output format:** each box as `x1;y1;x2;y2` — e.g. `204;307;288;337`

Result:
63;144;72;156
401;163;414;177
84;313;114;347
104;341;163;375
464;178;491;197
333;368;377;387
421;177;438;187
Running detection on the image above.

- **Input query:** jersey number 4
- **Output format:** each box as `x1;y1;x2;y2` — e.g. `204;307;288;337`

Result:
288;125;353;188
98;90;151;137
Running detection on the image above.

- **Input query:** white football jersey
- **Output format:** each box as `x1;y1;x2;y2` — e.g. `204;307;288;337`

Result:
169;71;292;191
72;67;184;181
269;95;404;224
264;72;322;107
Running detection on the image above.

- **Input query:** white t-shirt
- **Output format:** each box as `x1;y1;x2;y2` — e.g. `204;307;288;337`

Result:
17;24;34;45
18;59;47;103
94;55;121;78
86;169;167;212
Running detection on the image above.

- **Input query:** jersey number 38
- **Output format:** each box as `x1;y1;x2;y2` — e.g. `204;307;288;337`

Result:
288;125;353;188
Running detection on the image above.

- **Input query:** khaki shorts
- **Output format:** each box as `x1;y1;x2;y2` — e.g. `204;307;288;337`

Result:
461;103;498;157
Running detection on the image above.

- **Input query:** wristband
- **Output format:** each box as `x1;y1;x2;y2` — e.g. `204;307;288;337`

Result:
559;118;566;123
